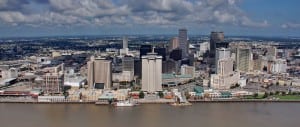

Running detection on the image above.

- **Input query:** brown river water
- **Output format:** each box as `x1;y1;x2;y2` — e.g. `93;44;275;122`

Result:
0;103;299;127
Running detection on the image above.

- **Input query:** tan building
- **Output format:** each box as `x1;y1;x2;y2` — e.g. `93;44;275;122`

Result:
169;37;179;52
211;58;240;90
87;56;112;89
181;64;195;78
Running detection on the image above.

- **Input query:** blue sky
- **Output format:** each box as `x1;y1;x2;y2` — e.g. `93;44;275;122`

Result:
0;0;300;38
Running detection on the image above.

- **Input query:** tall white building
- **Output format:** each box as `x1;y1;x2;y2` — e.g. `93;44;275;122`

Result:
120;36;129;55
141;52;162;93
215;48;231;72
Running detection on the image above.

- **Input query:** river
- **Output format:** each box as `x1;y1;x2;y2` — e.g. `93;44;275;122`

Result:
0;103;299;127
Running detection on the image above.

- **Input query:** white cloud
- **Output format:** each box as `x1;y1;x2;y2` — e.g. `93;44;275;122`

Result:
0;0;270;28
281;23;300;29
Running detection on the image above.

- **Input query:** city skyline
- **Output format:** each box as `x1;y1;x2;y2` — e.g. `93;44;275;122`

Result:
0;0;300;38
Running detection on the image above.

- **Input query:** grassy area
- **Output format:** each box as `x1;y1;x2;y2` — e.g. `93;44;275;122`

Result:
244;94;265;99
273;95;300;100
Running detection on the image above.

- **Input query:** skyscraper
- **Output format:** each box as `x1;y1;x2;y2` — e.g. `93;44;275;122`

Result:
178;28;188;58
236;47;252;72
169;37;179;52
215;48;231;72
123;36;128;49
141;51;162;93
154;47;167;61
140;45;152;58
87;56;112;89
210;58;240;90
210;31;225;56
120;36;129;55
122;56;134;74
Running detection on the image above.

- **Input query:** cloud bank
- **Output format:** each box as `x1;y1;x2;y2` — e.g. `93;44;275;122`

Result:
0;0;269;28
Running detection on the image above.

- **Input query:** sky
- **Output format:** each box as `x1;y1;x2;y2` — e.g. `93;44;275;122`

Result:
0;0;300;38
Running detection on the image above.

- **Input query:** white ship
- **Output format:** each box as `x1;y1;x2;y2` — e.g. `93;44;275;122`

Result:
115;100;137;107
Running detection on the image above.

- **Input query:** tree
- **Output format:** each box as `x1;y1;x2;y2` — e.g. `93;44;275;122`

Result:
263;92;269;98
139;91;145;99
275;91;280;95
281;91;286;96
276;82;279;86
269;92;274;96
158;91;164;98
63;91;69;99
253;93;258;98
235;83;240;88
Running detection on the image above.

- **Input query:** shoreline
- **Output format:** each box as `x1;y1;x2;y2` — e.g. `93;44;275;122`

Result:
1;99;300;104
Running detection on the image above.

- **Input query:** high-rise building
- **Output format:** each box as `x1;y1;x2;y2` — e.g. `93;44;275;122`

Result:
141;51;162;93
140;45;152;58
210;32;224;56
169;48;182;61
178;28;188;58
169;37;179;52
133;59;142;78
217;59;234;76
87;57;112;89
162;59;178;74
120;36;129;55
236;47;252;72
42;64;64;94
215;48;231;72
123;36;128;49
122;56;134;74
210;58;240;90
154;47;167;61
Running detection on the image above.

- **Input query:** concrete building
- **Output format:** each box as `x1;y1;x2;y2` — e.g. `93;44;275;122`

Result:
266;46;277;59
120;36;129;55
215;48;231;72
87;56;112;89
181;64;195;78
122;56;134;74
113;71;134;82
211;57;240;90
198;42;210;55
236;47;252;72
271;59;287;74
0;65;18;79
169;37;179;52
210;32;224;56
162;59;178;74
42;64;64;94
178;28;188;58
141;51;162;93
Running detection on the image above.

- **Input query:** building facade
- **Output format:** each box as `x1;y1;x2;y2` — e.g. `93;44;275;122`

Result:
178;28;188;58
87;57;112;89
141;52;162;93
236;48;252;72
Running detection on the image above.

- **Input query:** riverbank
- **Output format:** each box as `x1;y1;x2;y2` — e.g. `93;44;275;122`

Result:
1;99;300;104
